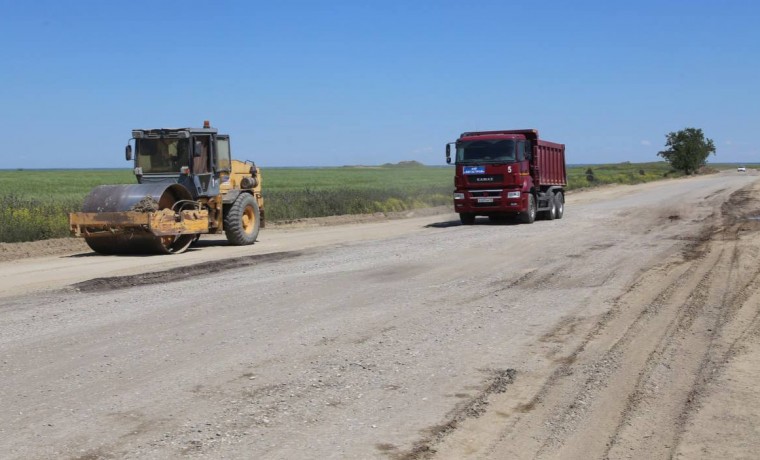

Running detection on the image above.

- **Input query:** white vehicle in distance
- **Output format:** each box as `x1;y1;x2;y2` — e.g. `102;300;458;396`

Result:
737;166;747;172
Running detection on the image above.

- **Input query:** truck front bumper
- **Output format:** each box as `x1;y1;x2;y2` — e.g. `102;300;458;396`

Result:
453;189;527;214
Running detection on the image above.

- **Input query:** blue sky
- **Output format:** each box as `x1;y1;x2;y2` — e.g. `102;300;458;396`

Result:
1;0;758;168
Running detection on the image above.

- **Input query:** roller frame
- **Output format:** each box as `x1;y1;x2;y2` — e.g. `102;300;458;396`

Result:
69;209;209;238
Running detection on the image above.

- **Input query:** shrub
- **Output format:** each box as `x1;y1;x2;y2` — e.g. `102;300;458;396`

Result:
0;194;79;243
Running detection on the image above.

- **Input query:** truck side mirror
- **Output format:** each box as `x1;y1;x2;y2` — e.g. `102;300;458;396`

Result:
125;144;133;161
446;144;451;164
193;141;203;158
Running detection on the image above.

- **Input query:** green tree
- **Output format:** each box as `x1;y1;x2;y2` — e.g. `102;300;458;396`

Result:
657;128;716;175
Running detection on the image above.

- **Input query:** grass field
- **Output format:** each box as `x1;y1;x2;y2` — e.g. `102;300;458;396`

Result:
0;161;746;243
263;166;452;220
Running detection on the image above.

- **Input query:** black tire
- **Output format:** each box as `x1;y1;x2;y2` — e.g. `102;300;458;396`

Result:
546;194;557;220
555;191;565;219
224;193;260;245
520;194;536;224
460;213;476;225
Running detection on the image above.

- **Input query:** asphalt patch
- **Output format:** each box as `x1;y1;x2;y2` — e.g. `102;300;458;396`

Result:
72;250;304;293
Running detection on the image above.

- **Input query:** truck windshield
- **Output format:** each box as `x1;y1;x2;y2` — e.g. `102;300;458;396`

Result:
456;139;516;164
136;138;189;173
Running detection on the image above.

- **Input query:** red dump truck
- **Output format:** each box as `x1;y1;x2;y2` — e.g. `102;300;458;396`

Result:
446;129;566;224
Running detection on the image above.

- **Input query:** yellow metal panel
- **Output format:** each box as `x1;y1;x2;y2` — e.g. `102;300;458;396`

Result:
69;211;150;227
69;210;209;237
148;209;209;236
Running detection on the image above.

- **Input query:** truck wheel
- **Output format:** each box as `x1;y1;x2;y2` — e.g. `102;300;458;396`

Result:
459;213;476;225
555;191;565;219
546;194;557;220
521;194;536;224
224;193;260;245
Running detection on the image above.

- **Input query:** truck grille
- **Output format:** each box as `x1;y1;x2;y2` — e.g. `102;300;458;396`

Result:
469;190;502;198
467;174;503;184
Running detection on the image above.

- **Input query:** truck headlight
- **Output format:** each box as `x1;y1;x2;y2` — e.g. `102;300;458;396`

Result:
507;191;521;198
453;193;464;200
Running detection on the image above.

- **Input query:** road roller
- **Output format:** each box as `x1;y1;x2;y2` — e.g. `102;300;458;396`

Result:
69;121;265;255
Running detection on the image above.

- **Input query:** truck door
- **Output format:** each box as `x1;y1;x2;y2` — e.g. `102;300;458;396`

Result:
191;134;220;197
517;140;531;175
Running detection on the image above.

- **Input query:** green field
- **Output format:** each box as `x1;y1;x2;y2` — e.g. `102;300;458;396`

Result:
0;166;453;243
0;162;741;243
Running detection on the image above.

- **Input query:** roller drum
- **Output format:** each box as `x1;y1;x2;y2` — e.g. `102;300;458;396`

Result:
82;183;196;255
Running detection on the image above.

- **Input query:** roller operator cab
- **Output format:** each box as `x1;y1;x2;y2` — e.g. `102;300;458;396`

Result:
445;129;567;225
69;121;265;255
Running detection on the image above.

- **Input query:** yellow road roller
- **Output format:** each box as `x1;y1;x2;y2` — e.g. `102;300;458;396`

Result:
69;121;264;254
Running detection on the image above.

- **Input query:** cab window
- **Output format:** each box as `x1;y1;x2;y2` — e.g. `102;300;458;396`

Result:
192;135;212;174
517;141;531;161
217;136;232;173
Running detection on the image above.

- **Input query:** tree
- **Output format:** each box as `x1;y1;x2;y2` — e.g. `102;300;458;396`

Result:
657;128;716;175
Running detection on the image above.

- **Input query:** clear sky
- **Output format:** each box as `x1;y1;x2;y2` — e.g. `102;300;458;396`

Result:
1;0;758;168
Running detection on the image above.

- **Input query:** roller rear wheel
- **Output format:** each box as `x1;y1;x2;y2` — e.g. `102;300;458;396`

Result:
224;194;260;245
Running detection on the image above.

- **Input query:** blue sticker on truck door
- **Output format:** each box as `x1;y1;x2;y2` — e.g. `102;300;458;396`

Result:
463;166;485;175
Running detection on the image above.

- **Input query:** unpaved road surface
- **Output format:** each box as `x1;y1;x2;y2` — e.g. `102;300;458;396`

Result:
2;172;760;459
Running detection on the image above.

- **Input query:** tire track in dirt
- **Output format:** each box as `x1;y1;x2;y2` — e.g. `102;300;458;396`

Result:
526;233;721;459
602;242;735;458
388;369;517;460
424;181;760;459
605;187;760;459
542;184;760;460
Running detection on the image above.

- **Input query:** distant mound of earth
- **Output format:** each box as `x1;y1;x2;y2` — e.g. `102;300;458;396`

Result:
382;160;425;167
342;160;426;168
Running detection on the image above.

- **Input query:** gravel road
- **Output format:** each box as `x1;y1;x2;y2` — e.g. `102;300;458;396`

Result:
1;172;759;459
